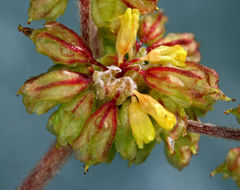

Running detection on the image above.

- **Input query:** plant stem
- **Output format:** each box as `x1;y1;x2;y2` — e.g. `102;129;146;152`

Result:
187;120;240;140
16;121;240;190
78;0;102;58
17;142;72;190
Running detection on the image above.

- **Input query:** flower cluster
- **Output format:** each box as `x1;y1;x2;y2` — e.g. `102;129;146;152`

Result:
19;0;231;172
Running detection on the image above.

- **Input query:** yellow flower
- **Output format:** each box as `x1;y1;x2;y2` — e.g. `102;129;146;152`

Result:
140;45;187;67
133;90;177;130
116;8;140;64
129;96;155;149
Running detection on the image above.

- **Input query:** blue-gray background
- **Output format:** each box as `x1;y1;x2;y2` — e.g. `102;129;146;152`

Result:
1;0;240;189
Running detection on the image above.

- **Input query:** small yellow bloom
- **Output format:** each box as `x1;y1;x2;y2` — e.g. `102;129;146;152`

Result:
129;96;155;149
140;45;187;67
133;90;177;130
116;8;140;64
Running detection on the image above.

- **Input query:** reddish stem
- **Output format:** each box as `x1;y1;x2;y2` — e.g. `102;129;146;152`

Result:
17;142;73;190
78;0;102;58
187;120;240;140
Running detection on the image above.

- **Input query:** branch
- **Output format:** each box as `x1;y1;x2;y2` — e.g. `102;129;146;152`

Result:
17;142;73;190
187;120;240;141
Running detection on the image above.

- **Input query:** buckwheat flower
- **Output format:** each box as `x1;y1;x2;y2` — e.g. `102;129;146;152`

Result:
133;90;177;130
140;45;187;67
142;65;231;113
165;132;200;170
151;33;200;62
18;69;92;115
47;91;95;146
18;1;232;173
129;96;155;149
116;8;140;64
138;10;168;45
18;23;93;66
73;101;117;169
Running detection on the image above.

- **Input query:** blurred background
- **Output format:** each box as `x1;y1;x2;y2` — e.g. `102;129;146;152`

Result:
1;0;240;189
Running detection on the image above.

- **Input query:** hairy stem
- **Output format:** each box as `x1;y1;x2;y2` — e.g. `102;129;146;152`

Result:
17;142;73;190
78;0;102;58
187;120;240;141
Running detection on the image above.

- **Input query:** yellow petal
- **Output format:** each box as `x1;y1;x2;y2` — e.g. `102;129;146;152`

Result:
141;45;187;67
133;90;177;130
129;96;155;149
116;8;140;64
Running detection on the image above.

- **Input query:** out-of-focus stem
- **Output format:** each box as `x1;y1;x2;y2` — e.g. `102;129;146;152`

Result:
17;142;73;190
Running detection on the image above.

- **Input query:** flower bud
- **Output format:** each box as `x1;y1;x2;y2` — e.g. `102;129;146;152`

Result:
121;0;157;14
133;90;177;130
150;33;200;62
116;8;140;64
47;91;95;146
211;147;240;187
138;11;168;45
115;100;137;161
18;22;93;66
18;70;92;102
91;0;126;33
142;66;230;113
129;96;155;149
165;132;200;170
73;101;117;168
28;0;68;23
140;45;187;67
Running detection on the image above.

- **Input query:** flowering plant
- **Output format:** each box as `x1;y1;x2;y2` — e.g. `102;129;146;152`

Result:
17;0;240;189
